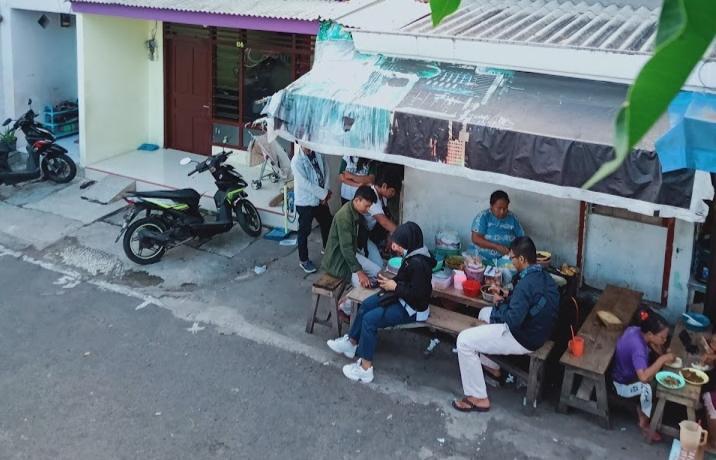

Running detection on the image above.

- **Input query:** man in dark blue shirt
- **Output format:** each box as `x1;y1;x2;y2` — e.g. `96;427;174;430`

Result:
452;236;559;413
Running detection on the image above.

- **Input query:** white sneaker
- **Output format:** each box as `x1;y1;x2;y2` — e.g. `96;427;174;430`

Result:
327;335;357;359
342;359;374;383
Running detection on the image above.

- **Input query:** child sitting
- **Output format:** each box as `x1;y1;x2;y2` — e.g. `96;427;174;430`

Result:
612;309;674;442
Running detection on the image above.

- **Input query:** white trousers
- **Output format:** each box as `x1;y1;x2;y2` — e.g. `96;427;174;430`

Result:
351;240;383;288
613;381;653;417
456;307;530;399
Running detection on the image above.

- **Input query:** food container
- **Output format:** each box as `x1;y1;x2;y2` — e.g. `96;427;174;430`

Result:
462;280;481;297
431;270;453;290
387;257;402;275
483;266;502;287
464;264;485;282
435;230;461;252
445;255;465;270
453;270;467;292
481;285;498;303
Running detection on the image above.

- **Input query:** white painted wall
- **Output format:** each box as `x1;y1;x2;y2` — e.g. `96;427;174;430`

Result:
10;10;77;119
402;166;693;318
584;214;693;318
0;0;73;121
146;21;164;148
77;14;164;166
402;167;581;266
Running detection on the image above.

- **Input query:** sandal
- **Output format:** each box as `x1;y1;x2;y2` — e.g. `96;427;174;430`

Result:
452;397;490;413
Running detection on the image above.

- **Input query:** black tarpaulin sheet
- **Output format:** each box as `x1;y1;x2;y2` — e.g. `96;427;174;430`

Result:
265;23;699;213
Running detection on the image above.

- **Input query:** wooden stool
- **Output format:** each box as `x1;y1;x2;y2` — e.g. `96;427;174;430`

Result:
306;273;346;337
650;384;702;439
557;368;612;429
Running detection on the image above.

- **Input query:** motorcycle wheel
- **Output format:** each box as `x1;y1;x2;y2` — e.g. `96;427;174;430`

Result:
123;216;167;265
43;154;77;183
235;200;262;237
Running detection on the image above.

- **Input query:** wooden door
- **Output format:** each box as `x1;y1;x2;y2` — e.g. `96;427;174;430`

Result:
167;38;212;155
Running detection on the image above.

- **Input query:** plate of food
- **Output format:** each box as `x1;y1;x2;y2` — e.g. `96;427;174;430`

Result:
666;357;683;369
681;368;710;386
656;371;686;389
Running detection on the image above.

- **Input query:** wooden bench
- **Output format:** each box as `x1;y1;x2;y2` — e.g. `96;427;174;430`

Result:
306;273;347;336
345;286;553;412
345;286;483;333
557;285;642;429
488;341;555;414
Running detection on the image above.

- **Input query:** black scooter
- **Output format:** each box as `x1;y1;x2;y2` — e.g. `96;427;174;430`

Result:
116;148;263;265
0;99;77;186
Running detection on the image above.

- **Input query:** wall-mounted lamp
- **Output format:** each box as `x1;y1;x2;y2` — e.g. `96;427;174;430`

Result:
60;14;72;28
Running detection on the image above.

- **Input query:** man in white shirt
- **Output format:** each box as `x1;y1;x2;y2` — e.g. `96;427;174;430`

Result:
358;174;400;267
290;145;332;274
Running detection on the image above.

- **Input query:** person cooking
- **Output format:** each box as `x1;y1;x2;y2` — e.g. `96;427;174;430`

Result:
471;190;525;263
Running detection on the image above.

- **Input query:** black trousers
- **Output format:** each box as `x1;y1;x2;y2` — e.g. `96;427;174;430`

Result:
296;204;333;262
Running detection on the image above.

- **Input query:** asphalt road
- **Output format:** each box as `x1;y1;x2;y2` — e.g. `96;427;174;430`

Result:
0;255;466;460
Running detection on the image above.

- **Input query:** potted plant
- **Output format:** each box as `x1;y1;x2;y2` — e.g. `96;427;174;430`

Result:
0;128;16;153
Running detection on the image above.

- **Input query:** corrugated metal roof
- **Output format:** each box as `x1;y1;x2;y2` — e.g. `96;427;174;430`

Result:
401;0;662;54
337;0;430;30
71;0;379;22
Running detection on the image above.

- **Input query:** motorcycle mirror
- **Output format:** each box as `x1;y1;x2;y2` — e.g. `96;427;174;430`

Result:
179;157;192;166
2;118;11;126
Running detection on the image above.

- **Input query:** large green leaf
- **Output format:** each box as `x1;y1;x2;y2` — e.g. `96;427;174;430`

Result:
583;0;716;189
430;0;461;27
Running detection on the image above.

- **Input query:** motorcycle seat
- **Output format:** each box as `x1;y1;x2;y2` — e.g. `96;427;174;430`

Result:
131;188;201;205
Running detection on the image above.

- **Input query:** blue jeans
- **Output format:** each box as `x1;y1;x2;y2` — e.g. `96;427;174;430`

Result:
348;293;415;361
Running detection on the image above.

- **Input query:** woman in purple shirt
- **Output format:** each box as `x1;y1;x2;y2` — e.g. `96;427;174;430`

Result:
612;309;674;442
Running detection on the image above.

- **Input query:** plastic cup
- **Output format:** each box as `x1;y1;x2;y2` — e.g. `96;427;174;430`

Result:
569;336;585;357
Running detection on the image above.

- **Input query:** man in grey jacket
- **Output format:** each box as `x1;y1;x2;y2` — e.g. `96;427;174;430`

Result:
291;145;332;273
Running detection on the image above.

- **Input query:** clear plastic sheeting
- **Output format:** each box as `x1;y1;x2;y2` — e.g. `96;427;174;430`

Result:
265;23;711;222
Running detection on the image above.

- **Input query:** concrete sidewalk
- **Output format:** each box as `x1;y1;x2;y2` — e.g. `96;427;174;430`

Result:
0;175;671;459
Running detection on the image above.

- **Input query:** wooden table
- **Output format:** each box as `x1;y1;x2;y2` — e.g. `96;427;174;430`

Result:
557;285;643;428
378;270;490;309
650;322;710;438
432;285;490;309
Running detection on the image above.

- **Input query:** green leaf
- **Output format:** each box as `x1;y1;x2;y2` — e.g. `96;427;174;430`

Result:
430;0;461;27
583;0;716;190
654;0;686;47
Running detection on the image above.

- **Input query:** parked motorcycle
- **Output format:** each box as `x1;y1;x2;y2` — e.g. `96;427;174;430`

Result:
116;148;263;265
0;99;77;186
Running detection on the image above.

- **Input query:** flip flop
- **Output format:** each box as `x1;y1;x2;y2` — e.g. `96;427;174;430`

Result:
452;397;490;413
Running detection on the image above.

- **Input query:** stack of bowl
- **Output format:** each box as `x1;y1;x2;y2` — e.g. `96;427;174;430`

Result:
537;251;552;268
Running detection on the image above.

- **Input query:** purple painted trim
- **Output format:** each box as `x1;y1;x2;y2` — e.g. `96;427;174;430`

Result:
71;2;320;35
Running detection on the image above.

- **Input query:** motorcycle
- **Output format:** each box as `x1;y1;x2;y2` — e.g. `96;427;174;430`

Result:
0;99;77;186
116;148;263;265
